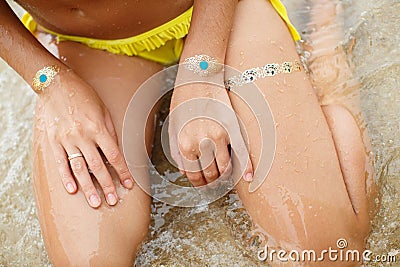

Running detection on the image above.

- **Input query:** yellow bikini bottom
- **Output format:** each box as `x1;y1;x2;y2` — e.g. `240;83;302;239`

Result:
22;0;300;66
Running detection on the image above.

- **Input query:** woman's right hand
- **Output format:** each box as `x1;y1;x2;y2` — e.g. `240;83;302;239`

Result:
39;68;134;208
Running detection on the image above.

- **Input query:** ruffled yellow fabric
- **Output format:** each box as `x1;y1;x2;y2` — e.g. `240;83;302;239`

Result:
21;7;193;65
270;0;301;41
21;1;301;65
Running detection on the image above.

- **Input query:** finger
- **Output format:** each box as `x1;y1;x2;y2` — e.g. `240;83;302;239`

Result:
199;151;219;184
96;134;134;189
48;140;77;194
215;142;232;178
176;153;186;175
172;143;186;175
179;140;206;187
80;142;119;206
202;159;220;184
219;160;233;181
181;153;206;187
66;147;102;208
186;169;207;187
198;138;220;184
174;149;186;175
243;153;254;182
169;131;186;175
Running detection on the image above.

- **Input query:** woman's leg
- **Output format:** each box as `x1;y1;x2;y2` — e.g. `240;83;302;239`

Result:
307;0;378;219
32;41;162;266
225;0;371;261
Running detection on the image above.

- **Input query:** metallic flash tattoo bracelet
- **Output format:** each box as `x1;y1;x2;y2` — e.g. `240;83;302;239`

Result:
224;60;302;91
183;55;223;77
32;65;60;93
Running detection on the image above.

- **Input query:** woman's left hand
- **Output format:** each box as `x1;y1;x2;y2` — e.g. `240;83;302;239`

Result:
169;81;254;187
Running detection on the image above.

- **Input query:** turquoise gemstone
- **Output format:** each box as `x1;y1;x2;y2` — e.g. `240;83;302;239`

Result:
39;74;47;83
199;61;209;70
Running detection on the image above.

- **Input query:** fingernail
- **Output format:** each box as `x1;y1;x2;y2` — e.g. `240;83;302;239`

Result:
244;173;253;182
107;193;118;205
123;179;133;189
89;194;101;207
66;182;75;193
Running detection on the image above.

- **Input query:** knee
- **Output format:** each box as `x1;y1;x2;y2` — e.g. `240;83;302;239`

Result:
264;220;368;266
46;209;150;267
48;224;149;267
322;104;366;166
322;104;373;225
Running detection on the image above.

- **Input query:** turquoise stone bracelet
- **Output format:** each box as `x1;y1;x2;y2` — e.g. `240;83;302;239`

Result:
183;55;223;77
32;65;60;93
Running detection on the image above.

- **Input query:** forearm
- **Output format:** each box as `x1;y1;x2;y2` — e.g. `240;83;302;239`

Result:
180;0;237;64
169;1;254;185
174;0;237;101
0;0;65;90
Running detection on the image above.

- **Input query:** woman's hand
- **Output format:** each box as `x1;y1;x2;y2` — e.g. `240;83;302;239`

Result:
169;79;253;187
40;69;134;208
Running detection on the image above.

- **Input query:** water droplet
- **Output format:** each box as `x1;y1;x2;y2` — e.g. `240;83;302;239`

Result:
285;113;293;118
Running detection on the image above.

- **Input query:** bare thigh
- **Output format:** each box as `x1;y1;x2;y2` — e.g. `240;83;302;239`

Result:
32;41;162;266
226;0;371;256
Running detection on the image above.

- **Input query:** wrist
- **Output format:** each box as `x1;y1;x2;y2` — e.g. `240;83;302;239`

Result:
172;81;231;109
176;54;225;87
31;65;60;94
35;67;76;102
181;54;224;77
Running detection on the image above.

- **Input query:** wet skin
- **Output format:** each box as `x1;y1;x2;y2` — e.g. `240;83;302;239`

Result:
3;0;377;265
16;0;194;39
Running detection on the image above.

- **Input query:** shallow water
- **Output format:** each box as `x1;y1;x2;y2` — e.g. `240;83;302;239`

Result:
0;0;399;266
